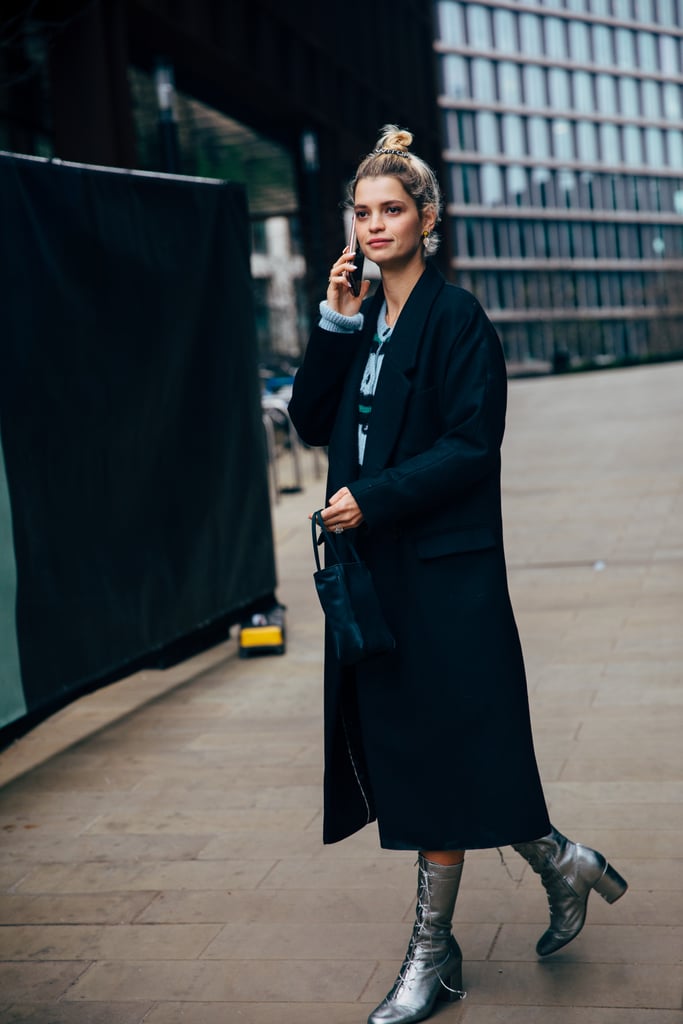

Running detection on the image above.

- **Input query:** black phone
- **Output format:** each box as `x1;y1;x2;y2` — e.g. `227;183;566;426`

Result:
345;218;365;297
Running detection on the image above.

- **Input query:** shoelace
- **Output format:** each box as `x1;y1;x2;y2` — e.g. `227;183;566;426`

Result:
392;862;466;999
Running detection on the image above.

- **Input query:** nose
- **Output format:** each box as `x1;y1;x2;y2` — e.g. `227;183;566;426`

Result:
368;210;385;232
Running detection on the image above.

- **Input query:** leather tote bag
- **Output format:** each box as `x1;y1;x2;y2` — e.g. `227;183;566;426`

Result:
311;510;395;666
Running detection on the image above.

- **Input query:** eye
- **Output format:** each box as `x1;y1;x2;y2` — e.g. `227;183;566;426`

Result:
354;210;369;220
386;205;403;215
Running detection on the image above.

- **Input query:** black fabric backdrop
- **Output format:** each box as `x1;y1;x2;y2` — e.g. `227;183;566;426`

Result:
0;154;276;727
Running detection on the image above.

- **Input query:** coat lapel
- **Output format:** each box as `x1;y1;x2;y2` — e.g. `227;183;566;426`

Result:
360;263;444;478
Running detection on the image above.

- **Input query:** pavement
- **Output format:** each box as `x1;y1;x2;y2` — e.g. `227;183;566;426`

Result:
0;361;682;1024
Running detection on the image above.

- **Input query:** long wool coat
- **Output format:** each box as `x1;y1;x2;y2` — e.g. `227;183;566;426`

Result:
289;263;551;851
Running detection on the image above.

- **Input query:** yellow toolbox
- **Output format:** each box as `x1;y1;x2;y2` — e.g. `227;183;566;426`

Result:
238;605;286;657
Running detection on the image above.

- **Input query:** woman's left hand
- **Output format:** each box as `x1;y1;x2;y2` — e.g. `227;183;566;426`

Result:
317;487;364;531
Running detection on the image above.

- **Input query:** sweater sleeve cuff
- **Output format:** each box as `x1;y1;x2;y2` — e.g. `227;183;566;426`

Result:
318;300;364;333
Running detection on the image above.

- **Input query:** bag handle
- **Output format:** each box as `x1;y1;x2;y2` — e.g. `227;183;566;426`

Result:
311;509;361;570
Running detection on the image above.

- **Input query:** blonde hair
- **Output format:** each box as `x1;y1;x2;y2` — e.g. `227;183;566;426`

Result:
346;125;443;256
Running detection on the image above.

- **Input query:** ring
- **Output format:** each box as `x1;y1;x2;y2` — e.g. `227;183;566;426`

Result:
334;525;343;534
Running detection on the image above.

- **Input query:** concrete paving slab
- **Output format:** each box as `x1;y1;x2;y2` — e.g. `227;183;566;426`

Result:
0;891;157;926
0;362;682;1022
0;1006;151;1024
63;958;377;1002
142;1005;373;1024
459;1009;683;1024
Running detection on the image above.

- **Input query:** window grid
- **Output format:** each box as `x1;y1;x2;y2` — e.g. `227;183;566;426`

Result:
436;0;683;365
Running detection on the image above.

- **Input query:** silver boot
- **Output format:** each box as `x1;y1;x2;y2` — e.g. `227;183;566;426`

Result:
368;855;466;1024
513;825;628;956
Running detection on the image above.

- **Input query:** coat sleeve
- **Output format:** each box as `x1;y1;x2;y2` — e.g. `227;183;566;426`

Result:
288;325;363;447
349;296;507;530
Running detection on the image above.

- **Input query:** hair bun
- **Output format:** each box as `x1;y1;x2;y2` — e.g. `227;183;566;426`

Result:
376;124;413;153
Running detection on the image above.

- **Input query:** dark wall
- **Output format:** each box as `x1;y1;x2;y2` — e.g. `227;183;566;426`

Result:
0;153;276;734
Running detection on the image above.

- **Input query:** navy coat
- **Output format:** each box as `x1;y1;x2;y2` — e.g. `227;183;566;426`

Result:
289;263;551;850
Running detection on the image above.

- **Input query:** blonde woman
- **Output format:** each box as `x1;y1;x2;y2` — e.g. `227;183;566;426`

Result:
289;126;627;1024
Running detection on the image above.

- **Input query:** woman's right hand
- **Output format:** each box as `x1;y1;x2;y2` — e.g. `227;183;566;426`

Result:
326;247;370;316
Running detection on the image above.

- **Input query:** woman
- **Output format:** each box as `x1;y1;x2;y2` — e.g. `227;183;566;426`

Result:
288;126;627;1024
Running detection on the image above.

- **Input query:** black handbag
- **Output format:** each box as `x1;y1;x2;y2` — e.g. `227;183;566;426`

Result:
311;509;395;666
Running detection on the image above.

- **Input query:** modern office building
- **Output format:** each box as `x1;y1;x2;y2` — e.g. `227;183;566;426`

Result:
434;0;683;368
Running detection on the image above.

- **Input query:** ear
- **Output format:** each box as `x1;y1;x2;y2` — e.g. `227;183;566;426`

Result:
421;204;438;234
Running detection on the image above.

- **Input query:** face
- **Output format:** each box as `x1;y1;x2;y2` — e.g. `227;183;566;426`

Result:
353;175;436;274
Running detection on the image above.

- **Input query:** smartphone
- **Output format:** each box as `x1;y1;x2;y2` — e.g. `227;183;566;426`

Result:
345;217;365;297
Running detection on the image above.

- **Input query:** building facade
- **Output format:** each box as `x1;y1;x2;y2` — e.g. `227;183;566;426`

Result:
434;0;683;368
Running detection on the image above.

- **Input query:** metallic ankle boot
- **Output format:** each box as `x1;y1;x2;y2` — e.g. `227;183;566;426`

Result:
513;825;628;956
367;855;466;1024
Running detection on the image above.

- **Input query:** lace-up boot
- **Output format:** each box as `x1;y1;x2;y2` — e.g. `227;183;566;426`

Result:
367;855;465;1024
513;825;628;956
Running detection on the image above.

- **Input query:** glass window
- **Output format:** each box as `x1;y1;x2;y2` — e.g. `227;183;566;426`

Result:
660;35;679;75
523;64;546;106
616;29;635;68
437;1;464;44
445;112;463;151
493;9;516;52
502;113;526;157
635;0;654;19
458;111;477;150
443;55;469;98
549;68;571;110
545;18;567;60
568;22;590;63
667;129;683;167
529;116;551;157
506;165;528;199
623;124;642;165
590;0;610;13
663;83;681;120
641;80;661;118
567;0;586;9
481;163;504;205
600;123;621;163
498;62;521;105
596;74;617;113
573;71;594;112
467;5;492;48
592;25;613;65
619;77;640;117
472;58;496;100
637;32;658;70
558;170;576;201
577;121;598;161
656;0;675;23
520;14;543;55
476;111;500;153
552;118;574;160
645;127;665;166
613;0;632;17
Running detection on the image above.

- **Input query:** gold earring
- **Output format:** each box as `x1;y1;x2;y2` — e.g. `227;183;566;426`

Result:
422;230;430;248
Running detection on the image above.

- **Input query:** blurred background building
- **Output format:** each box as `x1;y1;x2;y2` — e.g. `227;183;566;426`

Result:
0;0;442;376
1;0;682;372
434;0;683;370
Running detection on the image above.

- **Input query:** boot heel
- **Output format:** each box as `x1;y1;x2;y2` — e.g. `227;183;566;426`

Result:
594;862;628;904
436;963;465;1003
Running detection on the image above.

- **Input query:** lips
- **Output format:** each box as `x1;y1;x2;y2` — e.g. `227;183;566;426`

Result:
368;239;391;247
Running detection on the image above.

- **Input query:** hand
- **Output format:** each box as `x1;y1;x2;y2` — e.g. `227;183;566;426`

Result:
326;247;370;316
318;487;364;531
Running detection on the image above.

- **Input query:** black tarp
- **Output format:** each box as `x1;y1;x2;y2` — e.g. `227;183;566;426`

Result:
0;153;276;732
